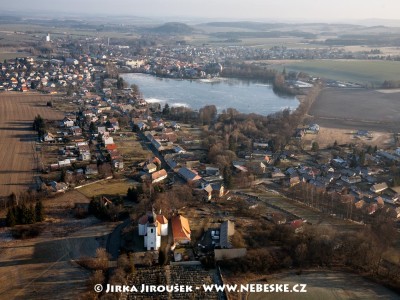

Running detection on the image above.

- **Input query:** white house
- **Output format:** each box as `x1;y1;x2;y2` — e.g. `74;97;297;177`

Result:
43;132;55;142
370;182;388;194
61;117;74;128
103;136;114;145
49;181;68;193
145;163;157;173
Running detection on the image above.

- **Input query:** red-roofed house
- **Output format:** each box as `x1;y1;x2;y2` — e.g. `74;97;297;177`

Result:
151;169;168;183
106;143;117;151
171;215;191;244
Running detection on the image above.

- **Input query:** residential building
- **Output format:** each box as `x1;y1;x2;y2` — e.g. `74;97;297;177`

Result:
171;215;191;244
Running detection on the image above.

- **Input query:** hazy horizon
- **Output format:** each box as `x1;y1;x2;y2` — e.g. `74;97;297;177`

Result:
3;0;400;24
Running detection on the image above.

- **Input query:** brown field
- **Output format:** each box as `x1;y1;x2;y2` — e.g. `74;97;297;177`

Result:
0;190;117;299
248;270;399;300
0;92;64;197
308;88;400;132
301;127;392;149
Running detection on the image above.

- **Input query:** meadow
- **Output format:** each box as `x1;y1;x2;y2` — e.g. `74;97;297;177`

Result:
283;59;400;85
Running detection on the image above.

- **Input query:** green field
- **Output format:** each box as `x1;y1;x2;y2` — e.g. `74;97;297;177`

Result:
283;60;400;85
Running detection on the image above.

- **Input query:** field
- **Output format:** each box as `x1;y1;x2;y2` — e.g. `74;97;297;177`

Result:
0;93;64;197
76;179;135;198
308;88;400;132
113;132;153;165
301;127;392;149
256;191;362;232
248;270;399;300
283;60;400;85
0;52;32;61
0;190;117;299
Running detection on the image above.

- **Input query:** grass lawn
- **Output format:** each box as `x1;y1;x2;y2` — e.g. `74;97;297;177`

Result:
283;59;400;85
77;179;134;198
113;133;152;164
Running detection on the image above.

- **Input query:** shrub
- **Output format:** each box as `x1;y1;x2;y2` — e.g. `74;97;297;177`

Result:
11;224;43;239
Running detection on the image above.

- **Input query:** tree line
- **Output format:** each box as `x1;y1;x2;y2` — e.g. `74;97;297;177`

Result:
219;214;400;292
33;114;46;138
6;200;44;227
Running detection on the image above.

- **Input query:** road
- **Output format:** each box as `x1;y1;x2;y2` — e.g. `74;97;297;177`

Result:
136;131;184;184
106;218;131;260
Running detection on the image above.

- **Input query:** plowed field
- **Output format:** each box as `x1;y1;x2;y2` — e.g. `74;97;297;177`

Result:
0;93;63;197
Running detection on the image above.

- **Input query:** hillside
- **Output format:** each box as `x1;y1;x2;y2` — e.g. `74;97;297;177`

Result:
149;22;194;35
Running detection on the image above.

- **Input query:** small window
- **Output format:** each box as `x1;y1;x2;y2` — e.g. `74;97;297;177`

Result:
150;228;153;233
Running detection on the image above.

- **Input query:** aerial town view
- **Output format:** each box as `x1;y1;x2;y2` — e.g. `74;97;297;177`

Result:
1;1;400;299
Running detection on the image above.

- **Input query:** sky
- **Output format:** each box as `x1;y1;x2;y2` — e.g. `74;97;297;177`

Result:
8;0;400;22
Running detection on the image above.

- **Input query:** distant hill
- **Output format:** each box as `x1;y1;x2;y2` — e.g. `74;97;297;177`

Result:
200;21;283;31
148;22;194;35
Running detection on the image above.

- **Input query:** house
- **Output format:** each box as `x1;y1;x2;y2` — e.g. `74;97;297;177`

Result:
79;152;91;161
354;200;366;209
285;176;301;187
151;169;168;183
375;197;386;206
232;161;248;173
152;157;162;167
171;215;191;245
49;181;68;193
307;124;320;134
58;159;71;168
246;161;266;175
174;146;186;154
113;160;124;170
145;163;157;174
61;117;74;127
136;121;149;131
43;132;55;143
220;220;235;249
395;207;400;219
103;136;114;145
367;203;378;215
98;126;107;134
202;184;213;201
105;144;117;151
271;168;285;179
290;219;305;233
178;167;201;182
370;182;388;194
86;164;99;176
341;176;362;184
211;183;225;198
138;211;168;251
70;126;82;136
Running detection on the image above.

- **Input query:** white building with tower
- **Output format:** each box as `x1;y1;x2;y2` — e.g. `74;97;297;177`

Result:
138;211;168;251
46;33;51;42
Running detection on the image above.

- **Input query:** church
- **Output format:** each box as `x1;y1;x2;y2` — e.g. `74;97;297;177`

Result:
138;211;168;251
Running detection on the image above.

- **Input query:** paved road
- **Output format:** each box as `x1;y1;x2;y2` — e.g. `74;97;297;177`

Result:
106;218;131;260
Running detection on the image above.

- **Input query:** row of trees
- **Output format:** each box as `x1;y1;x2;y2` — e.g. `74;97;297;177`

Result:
288;181;397;224
6;201;44;227
33;114;46;137
126;186;144;203
88;197;123;221
221;218;399;289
